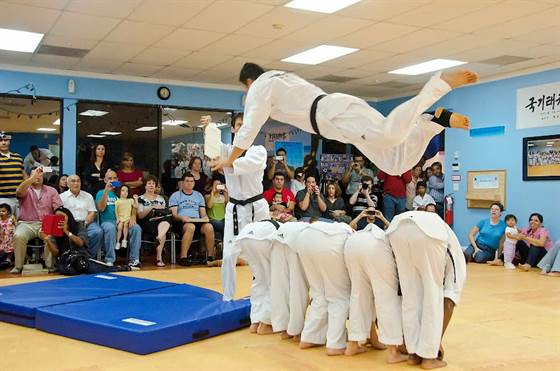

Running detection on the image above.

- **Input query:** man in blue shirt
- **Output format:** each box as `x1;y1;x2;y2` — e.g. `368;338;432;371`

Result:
169;172;215;266
88;169;142;269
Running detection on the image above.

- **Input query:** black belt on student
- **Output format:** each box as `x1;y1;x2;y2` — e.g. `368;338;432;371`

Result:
310;94;327;137
229;194;264;236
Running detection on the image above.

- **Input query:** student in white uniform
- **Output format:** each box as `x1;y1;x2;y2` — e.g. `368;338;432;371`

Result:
270;221;311;340
344;221;409;363
213;63;477;176
200;114;269;301
292;221;354;356
232;220;280;334
386;211;465;369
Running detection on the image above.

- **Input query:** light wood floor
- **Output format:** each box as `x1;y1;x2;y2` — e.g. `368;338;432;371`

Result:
1;264;559;371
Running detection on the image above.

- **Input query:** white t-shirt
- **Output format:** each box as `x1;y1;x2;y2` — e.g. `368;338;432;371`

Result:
60;190;97;222
413;194;436;210
505;226;518;244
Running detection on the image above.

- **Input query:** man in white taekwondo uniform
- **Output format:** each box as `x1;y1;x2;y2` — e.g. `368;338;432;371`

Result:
386;211;466;369
270;221;311;340
293;221;354;356
200;114;269;301
344;222;409;364
213;63;477;176
231;219;280;334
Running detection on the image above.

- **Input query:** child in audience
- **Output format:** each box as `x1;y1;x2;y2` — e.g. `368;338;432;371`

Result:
270;192;296;222
503;214;519;270
114;185;138;250
0;203;16;259
413;181;436;210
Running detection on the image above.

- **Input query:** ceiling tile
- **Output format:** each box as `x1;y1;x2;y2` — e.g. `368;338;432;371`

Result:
387;0;494;27
357;53;429;74
296;65;345;80
112;63;164;76
42;35;100;50
104;21;174;46
334;22;418;49
0;2;61;33
513;45;560;59
243;38;317;60
4;0;69;10
282;16;374;43
331;68;376;79
373;28;462;54
73;58;124;73
0;50;33;65
173;52;234;70
450;40;535;63
412;34;500;60
213;56;272;74
191;69;233;84
203;34;274;56
337;0;430;21
187;0;274;34
127;0;210;26
235;7;325;39
50;11;121;40
29;54;80;69
83;41;145;61
65;0;142;18
131;47;187;66
322;49;395;69
158;28;227;52
152;67;206;81
511;25;560;45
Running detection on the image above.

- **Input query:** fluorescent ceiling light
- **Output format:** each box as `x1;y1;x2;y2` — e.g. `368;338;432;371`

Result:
52;119;60;126
79;110;109;117
282;45;358;65
0;27;44;53
99;131;122;136
87;134;106;138
284;0;361;13
163;107;177;111
37;127;56;132
135;126;158;132
162;119;188;126
389;59;467;75
546;141;554;144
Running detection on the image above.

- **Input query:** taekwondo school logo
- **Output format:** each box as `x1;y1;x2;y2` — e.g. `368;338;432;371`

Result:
277;233;284;239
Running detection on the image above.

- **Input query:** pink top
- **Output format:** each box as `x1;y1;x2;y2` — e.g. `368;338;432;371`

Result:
117;169;144;196
18;185;63;222
521;226;554;251
0;217;16;253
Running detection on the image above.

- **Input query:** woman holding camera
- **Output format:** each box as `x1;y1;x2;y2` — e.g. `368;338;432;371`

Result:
137;175;170;267
205;178;229;240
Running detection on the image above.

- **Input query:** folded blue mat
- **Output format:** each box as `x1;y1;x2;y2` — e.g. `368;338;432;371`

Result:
36;284;251;354
0;274;176;327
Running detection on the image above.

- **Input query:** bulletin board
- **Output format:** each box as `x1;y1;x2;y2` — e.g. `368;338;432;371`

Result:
465;170;506;209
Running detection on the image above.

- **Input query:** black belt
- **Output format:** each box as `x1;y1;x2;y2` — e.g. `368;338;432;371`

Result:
310;94;327;137
265;219;280;230
230;194;264;236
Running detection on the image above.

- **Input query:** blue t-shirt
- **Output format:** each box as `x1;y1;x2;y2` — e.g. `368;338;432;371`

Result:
169;190;205;219
95;190;117;224
476;218;506;250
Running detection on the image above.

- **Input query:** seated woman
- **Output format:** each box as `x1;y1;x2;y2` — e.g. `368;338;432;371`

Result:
204;178;228;240
137;175;171;267
463;202;506;263
515;213;553;271
324;181;351;223
538;240;560;277
41;207;114;275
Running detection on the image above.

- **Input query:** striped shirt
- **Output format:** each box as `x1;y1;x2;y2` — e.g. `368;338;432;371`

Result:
0;152;24;198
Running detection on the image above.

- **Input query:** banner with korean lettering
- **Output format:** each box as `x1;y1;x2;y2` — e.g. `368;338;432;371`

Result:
517;81;560;129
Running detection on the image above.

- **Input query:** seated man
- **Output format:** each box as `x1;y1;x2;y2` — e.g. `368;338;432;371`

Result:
169;173;215;266
263;172;295;211
93;169;142;270
11;167;62;274
295;175;328;222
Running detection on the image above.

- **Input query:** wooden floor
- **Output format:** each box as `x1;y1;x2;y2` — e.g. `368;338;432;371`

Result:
1;264;559;371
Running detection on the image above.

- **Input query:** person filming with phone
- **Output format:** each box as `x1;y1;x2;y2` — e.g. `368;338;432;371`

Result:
295;175;328;222
349;207;389;231
266;147;294;185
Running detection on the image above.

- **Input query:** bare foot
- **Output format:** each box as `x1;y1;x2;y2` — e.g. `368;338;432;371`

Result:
345;341;367;356
292;334;301;343
300;341;322;349
408;354;422;365
518;263;531;272
326;347;346;356
249;323;259;333
422;358;448;369
540;270;548;275
486;259;504;266
280;331;292;340
438;344;445;360
386;346;409;364
257;323;274;335
547;272;560;277
434;108;470;130
369;340;387;350
397;344;409;355
441;70;478;89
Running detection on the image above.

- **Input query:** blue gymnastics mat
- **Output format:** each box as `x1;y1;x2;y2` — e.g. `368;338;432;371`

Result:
0;274;176;327
36;284;251;354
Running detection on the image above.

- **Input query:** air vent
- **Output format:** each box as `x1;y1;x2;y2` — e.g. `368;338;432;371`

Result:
478;55;533;66
370;80;415;89
37;44;90;58
315;75;358;83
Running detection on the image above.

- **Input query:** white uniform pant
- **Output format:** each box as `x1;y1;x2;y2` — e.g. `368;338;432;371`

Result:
221;199;269;300
270;241;309;335
318;73;450;175
344;235;403;345
241;238;274;324
295;230;350;350
388;221;446;359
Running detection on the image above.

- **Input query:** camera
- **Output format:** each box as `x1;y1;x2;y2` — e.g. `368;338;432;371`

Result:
216;184;225;195
366;209;376;216
275;156;283;161
362;182;369;190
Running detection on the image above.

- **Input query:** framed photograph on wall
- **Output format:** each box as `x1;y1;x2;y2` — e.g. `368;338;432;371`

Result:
523;134;560;181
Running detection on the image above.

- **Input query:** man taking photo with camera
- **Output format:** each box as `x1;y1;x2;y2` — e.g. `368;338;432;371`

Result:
349;207;390;231
349;175;378;222
341;154;375;196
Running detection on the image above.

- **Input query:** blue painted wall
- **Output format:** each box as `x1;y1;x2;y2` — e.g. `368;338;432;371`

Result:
375;68;560;244
1;68;244;173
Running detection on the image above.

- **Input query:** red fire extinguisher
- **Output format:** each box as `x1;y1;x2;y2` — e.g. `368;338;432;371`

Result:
444;194;454;227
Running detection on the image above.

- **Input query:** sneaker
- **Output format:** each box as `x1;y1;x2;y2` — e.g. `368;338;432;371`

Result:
121;240;128;248
504;262;516;270
115;242;120;251
10;266;22;274
128;260;141;270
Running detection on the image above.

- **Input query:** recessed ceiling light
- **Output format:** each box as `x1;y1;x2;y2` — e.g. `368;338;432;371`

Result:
52;119;60;126
135;126;158;132
284;0;361;14
87;134;106;138
0;27;44;53
162;119;188;126
282;45;359;65
99;131;122;136
389;59;467;76
79;110;109;117
37;127;56;132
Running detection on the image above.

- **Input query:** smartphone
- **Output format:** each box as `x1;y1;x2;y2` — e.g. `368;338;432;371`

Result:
216;184;225;190
275;156;283;161
42;166;53;173
111;181;122;188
